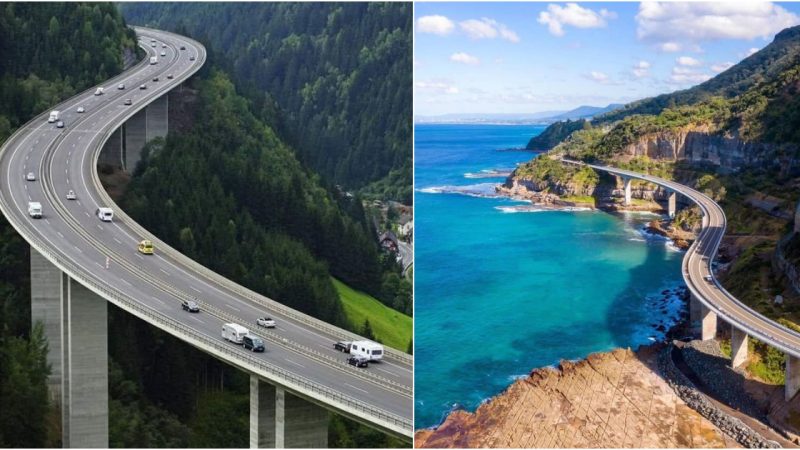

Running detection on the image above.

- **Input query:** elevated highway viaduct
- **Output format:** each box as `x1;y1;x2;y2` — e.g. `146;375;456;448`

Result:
0;27;412;447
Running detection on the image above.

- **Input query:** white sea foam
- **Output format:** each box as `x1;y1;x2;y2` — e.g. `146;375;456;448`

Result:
495;205;593;214
464;168;513;179
418;183;500;198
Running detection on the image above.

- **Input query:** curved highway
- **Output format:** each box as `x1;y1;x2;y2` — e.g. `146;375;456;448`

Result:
0;27;412;438
564;159;800;360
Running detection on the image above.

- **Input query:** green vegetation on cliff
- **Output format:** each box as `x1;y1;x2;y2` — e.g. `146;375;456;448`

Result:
333;278;412;351
525;119;590;151
120;3;412;203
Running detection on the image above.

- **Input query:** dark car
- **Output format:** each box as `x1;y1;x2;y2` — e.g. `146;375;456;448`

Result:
347;355;368;368
334;341;350;352
180;45;186;50
152;77;159;82
243;335;265;352
181;300;200;313
167;74;174;79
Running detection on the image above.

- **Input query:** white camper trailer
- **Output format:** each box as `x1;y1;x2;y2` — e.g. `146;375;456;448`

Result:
221;323;249;345
348;340;384;361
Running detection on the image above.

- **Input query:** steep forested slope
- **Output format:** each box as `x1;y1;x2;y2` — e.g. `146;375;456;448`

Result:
0;3;137;446
120;2;412;202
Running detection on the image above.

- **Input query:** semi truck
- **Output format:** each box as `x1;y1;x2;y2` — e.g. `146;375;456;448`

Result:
48;111;60;123
149;56;158;65
27;202;42;219
222;323;249;344
333;340;384;361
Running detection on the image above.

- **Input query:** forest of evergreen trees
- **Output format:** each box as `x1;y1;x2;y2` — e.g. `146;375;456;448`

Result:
120;2;412;203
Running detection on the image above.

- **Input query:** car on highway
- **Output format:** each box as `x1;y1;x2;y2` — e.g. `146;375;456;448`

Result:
334;341;351;352
161;43;167;48
152;76;159;82
151;42;156;48
25;172;35;181
180;45;186;50
56;121;64;128
117;83;125;90
167;74;174;79
137;239;154;255
76;106;85;113
124;99;132;106
66;190;76;200
704;275;714;283
243;335;265;352
347;355;368;368
256;317;276;328
139;84;147;90
95;207;114;222
160;51;166;57
27;202;42;219
182;300;200;313
189;55;196;61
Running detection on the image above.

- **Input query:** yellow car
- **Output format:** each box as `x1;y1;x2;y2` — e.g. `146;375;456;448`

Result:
137;240;154;255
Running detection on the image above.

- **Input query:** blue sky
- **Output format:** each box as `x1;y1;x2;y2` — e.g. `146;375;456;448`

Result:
415;2;800;116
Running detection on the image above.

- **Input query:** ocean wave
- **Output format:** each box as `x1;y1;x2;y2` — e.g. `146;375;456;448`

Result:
495;205;593;213
418;183;500;198
464;169;513;179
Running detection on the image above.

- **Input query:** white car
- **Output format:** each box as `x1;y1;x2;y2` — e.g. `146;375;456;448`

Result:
66;190;76;200
26;172;35;181
76;106;85;113
117;83;125;90
161;44;167;48
139;84;147;90
56;121;64;128
256;317;276;328
704;275;714;283
160;51;166;57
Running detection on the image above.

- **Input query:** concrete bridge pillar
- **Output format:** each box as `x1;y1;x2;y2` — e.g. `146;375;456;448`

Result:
98;127;123;169
250;375;329;448
30;248;108;447
730;326;748;368
622;177;632;206
786;355;800;401
699;304;717;341
668;191;677;219
122;93;168;172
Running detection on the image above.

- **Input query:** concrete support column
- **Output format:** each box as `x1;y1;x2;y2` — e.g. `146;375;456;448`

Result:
145;94;168;141
699;304;717;341
623;177;632;206
250;376;329;448
786;354;800;401
668;191;677;219
730;326;748;368
123;109;147;172
99;127;124;169
30;248;108;448
689;294;702;325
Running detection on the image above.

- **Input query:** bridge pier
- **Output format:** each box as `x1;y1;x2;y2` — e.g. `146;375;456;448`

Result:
98;127;124;169
787;355;800;401
730;326;748;368
122;93;168;172
30;248;108;447
668;191;677;219
622;177;632;206
690;296;717;341
250;375;329;448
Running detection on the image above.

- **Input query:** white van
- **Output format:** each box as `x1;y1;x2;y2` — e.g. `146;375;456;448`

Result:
94;87;104;96
348;340;384;361
222;323;249;344
149;56;157;65
95;207;113;222
48;111;60;123
28;202;42;219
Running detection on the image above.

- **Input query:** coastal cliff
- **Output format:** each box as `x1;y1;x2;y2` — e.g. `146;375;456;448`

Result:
415;346;739;448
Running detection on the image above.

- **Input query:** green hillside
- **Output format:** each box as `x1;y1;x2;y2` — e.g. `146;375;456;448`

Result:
333;278;412;352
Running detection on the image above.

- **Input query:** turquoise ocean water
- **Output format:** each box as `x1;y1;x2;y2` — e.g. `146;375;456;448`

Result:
414;124;685;428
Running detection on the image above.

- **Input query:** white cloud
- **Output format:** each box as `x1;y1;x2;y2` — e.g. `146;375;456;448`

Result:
585;71;610;83
459;18;520;43
415;80;459;95
659;42;681;52
711;62;734;73
632;60;651;78
450;52;480;65
637;2;800;44
676;56;702;67
417;15;455;36
669;66;712;84
538;3;617;37
747;47;760;57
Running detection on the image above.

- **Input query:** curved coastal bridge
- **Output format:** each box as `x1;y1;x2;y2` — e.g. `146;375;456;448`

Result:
0;27;412;447
564;159;800;400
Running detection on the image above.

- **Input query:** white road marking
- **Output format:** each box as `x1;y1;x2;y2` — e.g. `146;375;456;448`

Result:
285;358;305;368
97;224;103;231
190;316;205;324
136;253;143;260
84;211;90;217
113;237;122;244
120;279;133;287
375;367;394;376
344;383;369;394
225;304;240;312
23;184;27;190
159;268;170;276
94;262;103;269
57;231;64;238
190;286;202;293
74;246;82;254
44;219;50;225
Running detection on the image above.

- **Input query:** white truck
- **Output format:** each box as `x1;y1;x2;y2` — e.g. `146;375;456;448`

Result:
149;56;158;65
334;340;384;361
28;202;42;219
222;323;249;344
48;111;60;123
